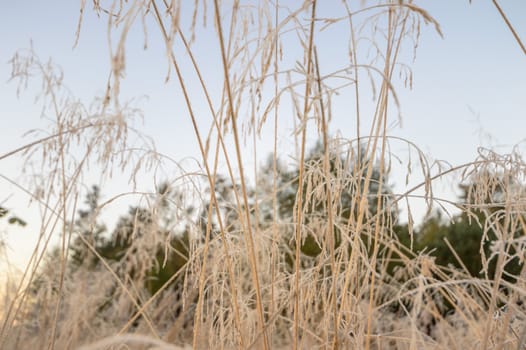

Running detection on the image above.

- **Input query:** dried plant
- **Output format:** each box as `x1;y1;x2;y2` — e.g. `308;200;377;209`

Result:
1;1;525;350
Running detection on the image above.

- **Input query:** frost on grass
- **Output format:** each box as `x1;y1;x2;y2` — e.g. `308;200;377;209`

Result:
2;1;526;350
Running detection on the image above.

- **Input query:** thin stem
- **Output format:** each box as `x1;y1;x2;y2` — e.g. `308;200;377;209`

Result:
492;0;526;55
212;1;270;348
293;2;317;349
150;2;245;348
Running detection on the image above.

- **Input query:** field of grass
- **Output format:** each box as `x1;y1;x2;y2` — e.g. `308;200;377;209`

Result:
1;1;526;349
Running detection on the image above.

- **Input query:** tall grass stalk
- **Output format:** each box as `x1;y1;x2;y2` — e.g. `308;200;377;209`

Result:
1;1;525;349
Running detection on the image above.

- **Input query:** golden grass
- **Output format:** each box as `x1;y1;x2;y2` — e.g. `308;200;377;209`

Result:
1;1;526;349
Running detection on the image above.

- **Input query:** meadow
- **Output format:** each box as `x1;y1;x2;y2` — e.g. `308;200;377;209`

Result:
1;1;526;349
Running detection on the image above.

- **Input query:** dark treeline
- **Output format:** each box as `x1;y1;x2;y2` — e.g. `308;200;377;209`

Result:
29;142;525;330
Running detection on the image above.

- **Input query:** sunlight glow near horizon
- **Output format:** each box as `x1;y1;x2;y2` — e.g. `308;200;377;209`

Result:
1;1;525;272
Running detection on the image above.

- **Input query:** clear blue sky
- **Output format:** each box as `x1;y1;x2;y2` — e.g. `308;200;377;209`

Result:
1;1;525;271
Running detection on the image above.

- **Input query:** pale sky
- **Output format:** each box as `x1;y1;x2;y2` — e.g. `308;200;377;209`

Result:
1;1;525;271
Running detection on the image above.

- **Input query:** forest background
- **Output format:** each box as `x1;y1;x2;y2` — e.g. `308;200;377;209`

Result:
1;1;526;349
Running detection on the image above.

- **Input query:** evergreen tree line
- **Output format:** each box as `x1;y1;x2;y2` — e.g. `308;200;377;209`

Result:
33;143;526;320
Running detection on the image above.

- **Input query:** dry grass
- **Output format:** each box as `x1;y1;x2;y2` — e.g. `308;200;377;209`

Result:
1;1;526;349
